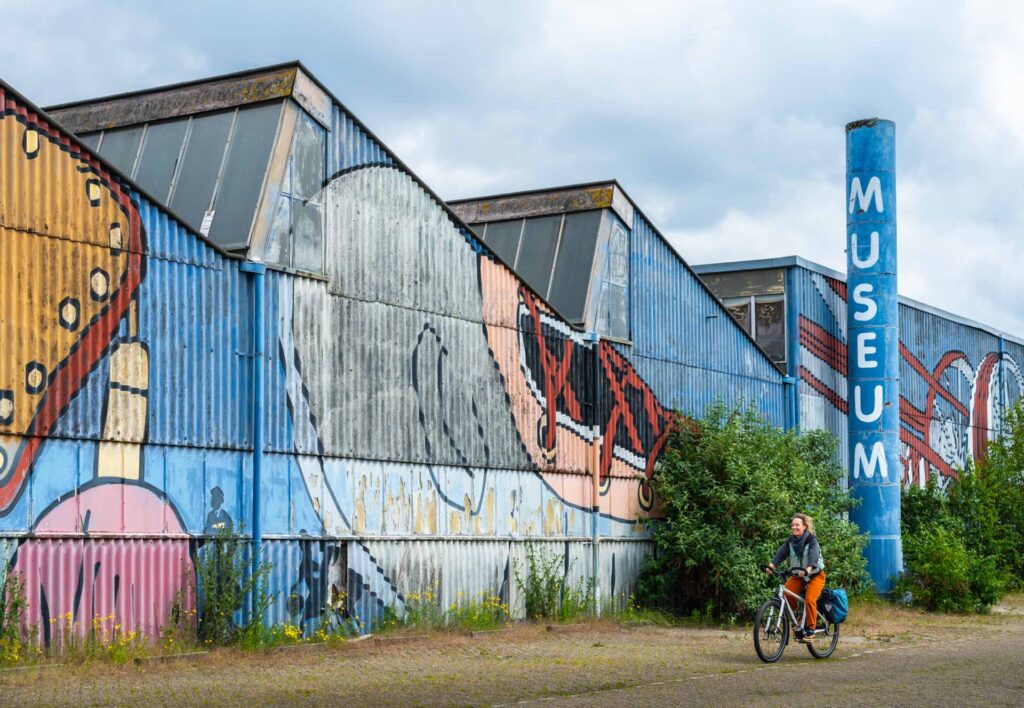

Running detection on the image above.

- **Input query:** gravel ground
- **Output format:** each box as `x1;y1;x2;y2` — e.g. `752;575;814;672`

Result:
2;598;1022;707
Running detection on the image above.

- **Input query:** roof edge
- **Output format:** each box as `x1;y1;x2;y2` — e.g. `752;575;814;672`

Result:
43;60;305;112
1;75;242;262
692;257;1024;347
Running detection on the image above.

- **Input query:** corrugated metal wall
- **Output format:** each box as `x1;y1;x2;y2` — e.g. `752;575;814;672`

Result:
629;213;788;424
2;75;903;643
792;263;1024;488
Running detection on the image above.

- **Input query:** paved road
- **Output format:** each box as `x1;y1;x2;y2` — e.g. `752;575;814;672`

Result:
521;629;1024;707
3;621;1022;706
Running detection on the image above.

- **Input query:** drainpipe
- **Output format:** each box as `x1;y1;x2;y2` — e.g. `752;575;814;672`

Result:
784;266;801;431
240;261;266;623
998;335;1006;440
587;331;601;616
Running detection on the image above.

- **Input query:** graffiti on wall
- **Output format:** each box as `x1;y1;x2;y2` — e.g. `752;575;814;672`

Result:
0;89;668;636
479;260;673;515
798;271;1023;486
0;90;196;641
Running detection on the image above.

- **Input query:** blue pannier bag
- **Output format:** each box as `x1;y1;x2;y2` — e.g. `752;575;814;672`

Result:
818;587;849;624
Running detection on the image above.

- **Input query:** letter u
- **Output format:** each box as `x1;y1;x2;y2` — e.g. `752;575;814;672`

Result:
854;385;883;423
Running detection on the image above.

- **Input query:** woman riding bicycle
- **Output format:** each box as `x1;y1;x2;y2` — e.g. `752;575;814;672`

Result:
765;513;825;640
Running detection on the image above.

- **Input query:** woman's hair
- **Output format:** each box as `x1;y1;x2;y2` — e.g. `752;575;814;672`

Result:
792;513;815;535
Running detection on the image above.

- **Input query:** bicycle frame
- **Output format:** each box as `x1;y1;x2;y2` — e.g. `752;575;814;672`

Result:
767;581;808;634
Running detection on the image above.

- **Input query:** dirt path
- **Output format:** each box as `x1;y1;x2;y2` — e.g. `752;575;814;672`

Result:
2;601;1022;706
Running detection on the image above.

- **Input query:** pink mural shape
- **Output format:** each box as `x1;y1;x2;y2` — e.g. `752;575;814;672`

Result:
13;483;195;644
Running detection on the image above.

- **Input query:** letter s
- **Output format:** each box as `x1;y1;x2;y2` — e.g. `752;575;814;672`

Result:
852;283;877;322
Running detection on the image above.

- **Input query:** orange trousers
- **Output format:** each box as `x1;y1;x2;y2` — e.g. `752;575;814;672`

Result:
785;572;826;629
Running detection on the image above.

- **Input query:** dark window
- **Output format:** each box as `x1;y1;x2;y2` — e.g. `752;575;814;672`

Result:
98;126;144;176
724;295;786;366
548;211;601;323
133;119;188;203
700;268;785;298
515;215;561;296
78;132;101;151
170;111;233;231
756;298;786;363
724;299;752;333
208;102;282;249
482;220;522;266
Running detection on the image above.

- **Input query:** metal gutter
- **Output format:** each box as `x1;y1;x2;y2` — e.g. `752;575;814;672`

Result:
239;260;266;621
784;266;801;431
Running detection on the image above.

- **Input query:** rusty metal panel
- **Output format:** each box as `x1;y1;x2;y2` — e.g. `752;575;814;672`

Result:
7;536;194;643
450;184;617;224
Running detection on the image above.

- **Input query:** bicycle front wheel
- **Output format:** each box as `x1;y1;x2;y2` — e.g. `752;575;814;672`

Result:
753;598;789;663
806;615;840;659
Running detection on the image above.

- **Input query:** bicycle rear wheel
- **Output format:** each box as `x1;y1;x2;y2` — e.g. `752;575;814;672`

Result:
753;598;789;663
806;614;840;659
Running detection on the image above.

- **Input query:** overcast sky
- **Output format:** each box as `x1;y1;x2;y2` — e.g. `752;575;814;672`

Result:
2;1;1022;334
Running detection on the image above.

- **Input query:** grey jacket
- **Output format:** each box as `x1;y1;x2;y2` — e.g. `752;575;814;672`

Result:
771;534;823;574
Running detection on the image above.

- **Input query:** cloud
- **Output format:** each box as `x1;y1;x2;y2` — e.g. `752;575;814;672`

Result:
0;0;1020;334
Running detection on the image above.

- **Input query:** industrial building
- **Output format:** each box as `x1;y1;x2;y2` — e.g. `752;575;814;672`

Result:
0;62;1018;639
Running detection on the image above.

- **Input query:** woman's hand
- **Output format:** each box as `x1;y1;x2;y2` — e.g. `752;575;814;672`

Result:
795;569;806;578
764;564;775;576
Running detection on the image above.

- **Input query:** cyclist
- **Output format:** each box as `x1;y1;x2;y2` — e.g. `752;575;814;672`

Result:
765;513;825;641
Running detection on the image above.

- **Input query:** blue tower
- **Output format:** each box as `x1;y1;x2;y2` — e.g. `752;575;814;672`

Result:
846;118;902;591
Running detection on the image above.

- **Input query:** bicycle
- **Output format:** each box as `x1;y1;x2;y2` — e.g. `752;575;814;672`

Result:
753;568;839;663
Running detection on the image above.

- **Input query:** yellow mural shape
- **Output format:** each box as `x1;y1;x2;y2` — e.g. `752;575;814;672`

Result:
0;117;129;436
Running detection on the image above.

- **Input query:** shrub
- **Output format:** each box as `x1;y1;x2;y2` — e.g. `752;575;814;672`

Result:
896;523;1003;613
0;572;36;665
898;475;1008;613
195;527;274;646
972;400;1024;587
514;543;594;622
635;403;869;619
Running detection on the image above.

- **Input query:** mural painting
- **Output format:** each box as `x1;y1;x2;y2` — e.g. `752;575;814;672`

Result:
0;93;682;637
0;88;195;641
798;271;1023;487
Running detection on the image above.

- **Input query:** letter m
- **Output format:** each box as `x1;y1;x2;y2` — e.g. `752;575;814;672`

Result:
853;441;888;480
848;176;884;214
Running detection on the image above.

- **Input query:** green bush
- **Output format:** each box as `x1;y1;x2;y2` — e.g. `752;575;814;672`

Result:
897;397;1024;613
896;522;1003;613
898;472;1009;613
195;527;274;646
0;572;37;665
635;403;869;619
972;400;1024;587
